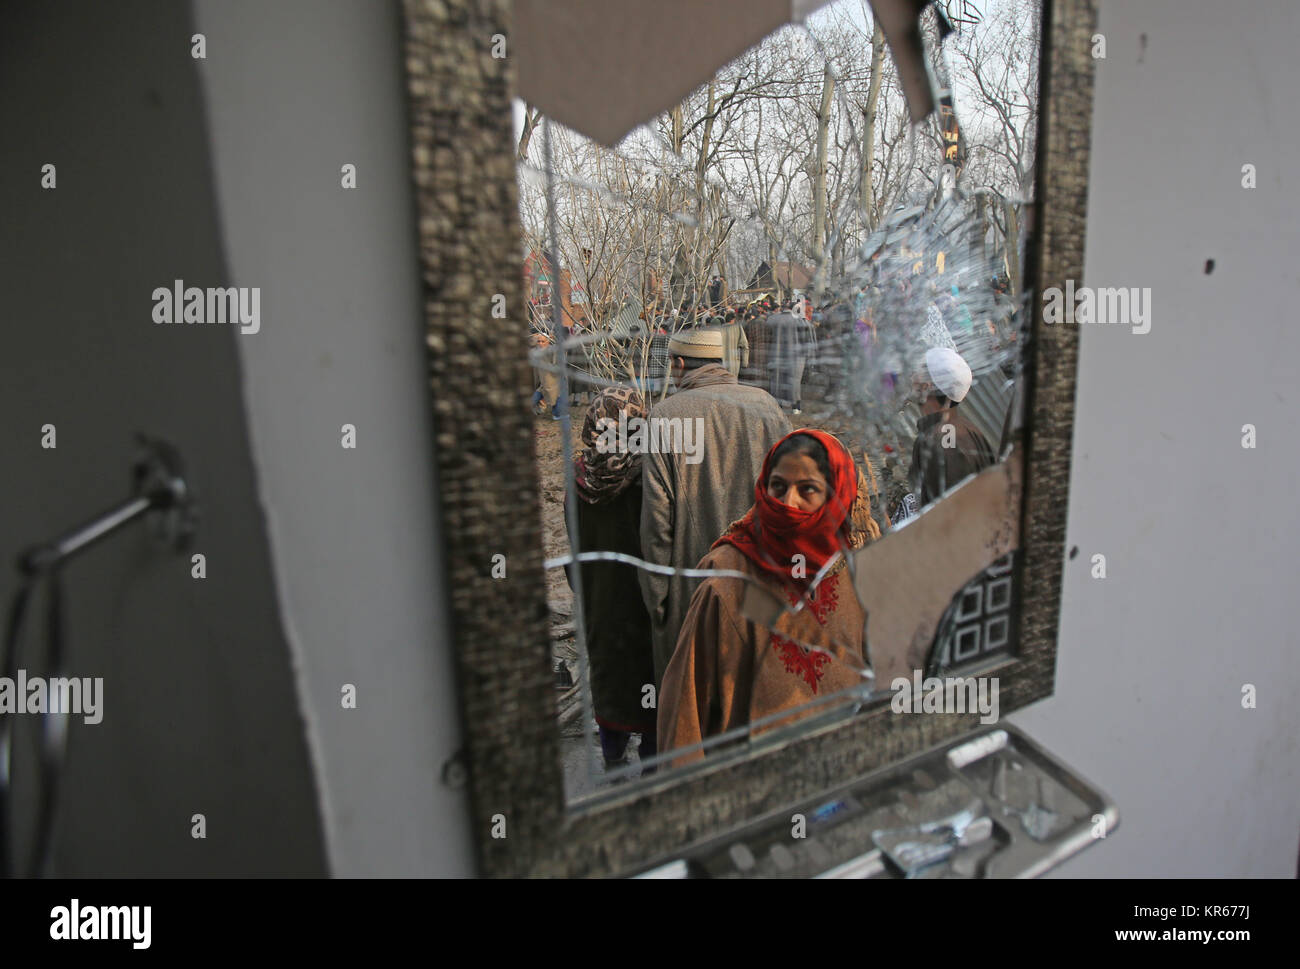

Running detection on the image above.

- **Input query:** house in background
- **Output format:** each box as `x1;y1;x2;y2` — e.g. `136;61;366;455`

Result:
748;260;814;299
523;250;590;330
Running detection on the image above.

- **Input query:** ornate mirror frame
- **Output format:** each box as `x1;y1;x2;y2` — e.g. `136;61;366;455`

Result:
401;0;1096;877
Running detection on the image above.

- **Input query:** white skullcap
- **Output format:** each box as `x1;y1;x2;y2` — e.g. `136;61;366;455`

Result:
925;347;973;402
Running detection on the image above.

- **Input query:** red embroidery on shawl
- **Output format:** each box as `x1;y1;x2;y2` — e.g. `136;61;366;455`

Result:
806;573;840;624
770;573;841;691
772;636;832;692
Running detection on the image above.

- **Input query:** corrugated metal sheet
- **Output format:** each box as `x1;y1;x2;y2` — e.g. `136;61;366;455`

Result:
959;366;1014;452
607;295;644;339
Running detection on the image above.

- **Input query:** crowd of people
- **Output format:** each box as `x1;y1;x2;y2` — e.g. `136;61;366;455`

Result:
550;275;1011;773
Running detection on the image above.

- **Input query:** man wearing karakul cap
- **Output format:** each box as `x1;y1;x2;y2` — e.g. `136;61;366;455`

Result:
908;347;997;507
639;327;790;690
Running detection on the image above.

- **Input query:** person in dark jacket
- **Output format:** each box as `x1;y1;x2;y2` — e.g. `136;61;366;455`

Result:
766;302;817;414
567;387;657;769
908;347;996;506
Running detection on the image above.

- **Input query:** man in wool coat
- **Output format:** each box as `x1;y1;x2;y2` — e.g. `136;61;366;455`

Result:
639;328;791;689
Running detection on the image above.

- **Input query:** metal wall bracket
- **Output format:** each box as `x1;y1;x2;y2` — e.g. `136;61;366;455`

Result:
18;435;198;575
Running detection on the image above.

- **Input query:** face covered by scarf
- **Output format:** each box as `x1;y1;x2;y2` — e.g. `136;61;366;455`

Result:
573;386;649;504
714;429;861;588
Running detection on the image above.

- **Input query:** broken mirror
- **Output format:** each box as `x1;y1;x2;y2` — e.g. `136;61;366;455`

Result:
516;0;1042;800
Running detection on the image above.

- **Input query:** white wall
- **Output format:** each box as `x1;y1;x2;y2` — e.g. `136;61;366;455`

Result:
192;0;475;876
0;0;328;876
189;0;1300;878
1011;0;1300;876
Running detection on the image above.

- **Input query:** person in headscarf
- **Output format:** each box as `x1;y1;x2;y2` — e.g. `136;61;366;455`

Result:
566;387;657;769
657;429;880;766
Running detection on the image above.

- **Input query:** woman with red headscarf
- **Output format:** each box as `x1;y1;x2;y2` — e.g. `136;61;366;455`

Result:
657;429;880;765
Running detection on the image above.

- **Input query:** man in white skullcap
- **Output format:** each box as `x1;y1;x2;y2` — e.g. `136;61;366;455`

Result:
907;347;996;506
639;328;790;688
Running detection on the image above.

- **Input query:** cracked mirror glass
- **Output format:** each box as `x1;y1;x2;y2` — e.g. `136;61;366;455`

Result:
516;0;1041;800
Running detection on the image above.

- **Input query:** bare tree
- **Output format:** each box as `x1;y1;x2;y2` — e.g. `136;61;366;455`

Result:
860;18;886;230
811;61;835;278
518;103;542;162
515;0;1043;324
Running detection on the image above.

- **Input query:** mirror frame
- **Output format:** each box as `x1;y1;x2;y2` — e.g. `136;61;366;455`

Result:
401;0;1095;877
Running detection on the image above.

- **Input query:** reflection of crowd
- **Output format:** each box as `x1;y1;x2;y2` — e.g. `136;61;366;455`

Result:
555;275;1012;772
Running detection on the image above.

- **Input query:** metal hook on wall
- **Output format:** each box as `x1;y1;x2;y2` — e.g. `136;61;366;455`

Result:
18;435;198;575
1;435;198;878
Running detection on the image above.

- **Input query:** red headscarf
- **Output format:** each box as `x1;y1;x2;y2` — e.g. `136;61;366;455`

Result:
713;429;859;588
